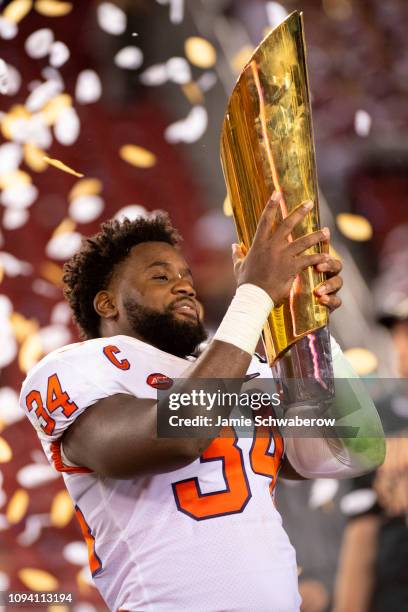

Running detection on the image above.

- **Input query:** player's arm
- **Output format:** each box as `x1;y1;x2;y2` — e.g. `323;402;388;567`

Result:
63;196;330;478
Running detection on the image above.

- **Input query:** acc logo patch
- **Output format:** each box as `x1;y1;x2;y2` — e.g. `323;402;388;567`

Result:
146;373;173;390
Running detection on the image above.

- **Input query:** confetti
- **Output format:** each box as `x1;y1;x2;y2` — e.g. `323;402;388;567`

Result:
54;106;80;145
0;142;23;175
18;568;59;591
354;109;372;137
39;324;71;352
24;143;48;172
25;28;54;59
343;348;378;375
97;2;127;35
340;489;377;516
266;2;288;27
223;195;232;217
0;387;23;427
164;105;208;143
68;177;102;201
75;69;102;104
41;93;72;125
40;261;64;285
231;46;253;74
63;541;88;566
1;183;38;209
46;230;83;260
10;312;38;342
0;169;32;190
26;80;63;113
0;436;12;463
140;63;168;86
114;46;143;70
1;62;21;95
0;59;9;94
0;17;18;40
114;204;148;222
17;464;59;488
69;194;104;223
309;479;339;509
119;145;157;168
181;82;203;105
3;208;30;229
49;40;70;67
43;156;84;177
52;217;76;237
50;490;74;527
3;0;33;24
185;36;216;68
7;489;29;523
19;332;42;372
166;57;191;84
336;213;373;241
35;1;73;17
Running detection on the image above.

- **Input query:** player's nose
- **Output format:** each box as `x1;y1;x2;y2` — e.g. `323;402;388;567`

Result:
173;277;196;298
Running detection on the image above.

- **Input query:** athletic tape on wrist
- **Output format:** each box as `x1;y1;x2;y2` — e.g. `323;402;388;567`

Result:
213;284;274;355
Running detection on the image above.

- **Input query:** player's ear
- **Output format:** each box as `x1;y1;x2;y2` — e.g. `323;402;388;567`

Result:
93;290;118;320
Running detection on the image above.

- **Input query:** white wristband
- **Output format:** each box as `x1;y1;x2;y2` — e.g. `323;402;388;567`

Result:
213;283;274;355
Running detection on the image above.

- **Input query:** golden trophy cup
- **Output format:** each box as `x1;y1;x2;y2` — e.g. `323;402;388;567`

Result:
221;11;334;405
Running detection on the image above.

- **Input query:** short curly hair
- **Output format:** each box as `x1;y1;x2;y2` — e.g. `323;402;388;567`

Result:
63;213;181;339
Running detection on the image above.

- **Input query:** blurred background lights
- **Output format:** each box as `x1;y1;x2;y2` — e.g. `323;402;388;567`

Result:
336;213;373;241
344;347;379;376
354;109;372;137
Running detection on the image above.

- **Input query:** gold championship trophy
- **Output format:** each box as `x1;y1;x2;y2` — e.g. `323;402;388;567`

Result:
221;11;335;406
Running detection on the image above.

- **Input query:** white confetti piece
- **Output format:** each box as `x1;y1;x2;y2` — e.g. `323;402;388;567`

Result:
75;69;102;104
1;62;21;95
32;279;59;298
0;142;23;176
63;541;88;566
309;479;339;509
0;181;36;208
97;2;126;36
54;106;80;145
17;464;59;488
41;65;64;88
25;28;54;59
157;0;184;24
0;17;18;40
69;194;104;223
17;514;50;547
39;324;71;352
25;79;62;112
140;63;168;86
354;109;372;137
46;231;82;260
197;71;217;92
0;295;12;317
24;114;52;149
49;41;70;67
0;59;8;94
2;208;29;230
266;2;288;27
1;184;38;209
0;571;9;590
164;105;208;143
0;252;32;276
50;301;71;325
0;333;17;368
340;489;377;516
114;46;143;70
0;387;23;427
166;57;191;84
114;205;148;222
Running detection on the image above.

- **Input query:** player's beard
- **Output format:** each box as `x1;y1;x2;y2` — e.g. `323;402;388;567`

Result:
123;297;208;358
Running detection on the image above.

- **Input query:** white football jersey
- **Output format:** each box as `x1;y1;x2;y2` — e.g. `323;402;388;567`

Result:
20;335;300;612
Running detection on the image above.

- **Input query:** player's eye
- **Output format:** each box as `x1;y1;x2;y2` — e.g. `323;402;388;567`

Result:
152;275;168;281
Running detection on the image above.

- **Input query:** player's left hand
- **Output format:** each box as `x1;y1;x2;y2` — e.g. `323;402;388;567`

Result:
313;239;343;312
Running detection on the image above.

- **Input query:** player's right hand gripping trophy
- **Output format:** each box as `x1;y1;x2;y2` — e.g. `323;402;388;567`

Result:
220;11;385;477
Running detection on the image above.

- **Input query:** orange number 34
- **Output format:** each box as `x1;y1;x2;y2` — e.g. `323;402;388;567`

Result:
172;426;283;521
26;374;78;435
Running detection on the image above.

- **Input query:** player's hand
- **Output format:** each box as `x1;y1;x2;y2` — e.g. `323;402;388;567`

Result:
232;192;330;305
314;247;343;312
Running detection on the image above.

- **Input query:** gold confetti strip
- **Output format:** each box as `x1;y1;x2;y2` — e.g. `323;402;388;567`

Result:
0;436;12;463
41;93;72;126
24;143;49;172
223;194;233;217
0;169;32;190
68;177;102;201
40;261;64;286
185;36;216;68
3;0;33;23
43;156;84;178
181;82;204;105
231;45;254;74
344;348;378;376
10;312;39;343
0;265;4;285
119;145;157;168
76;567;95;594
50;490;74;527
6;489;29;523
35;0;73;17
48;607;69;612
18;568;59;591
19;332;43;373
336;213;373;241
52;217;76;237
